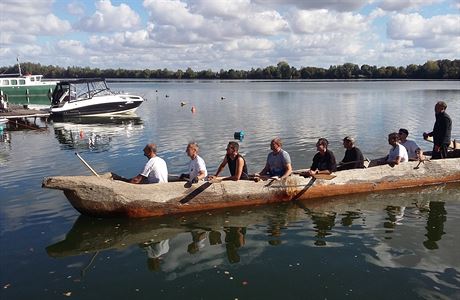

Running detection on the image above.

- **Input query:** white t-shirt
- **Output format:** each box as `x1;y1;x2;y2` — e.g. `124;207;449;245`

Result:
189;155;207;180
401;140;420;160
140;156;168;183
387;144;408;163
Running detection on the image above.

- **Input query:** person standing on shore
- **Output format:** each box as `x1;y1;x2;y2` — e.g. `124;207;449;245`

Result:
423;101;452;159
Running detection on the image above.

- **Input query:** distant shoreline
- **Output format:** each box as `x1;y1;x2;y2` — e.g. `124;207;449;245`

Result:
103;78;460;83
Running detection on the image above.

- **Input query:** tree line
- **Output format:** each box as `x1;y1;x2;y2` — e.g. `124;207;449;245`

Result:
1;59;459;80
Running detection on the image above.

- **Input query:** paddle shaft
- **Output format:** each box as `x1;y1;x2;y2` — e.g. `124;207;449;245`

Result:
424;136;458;150
75;152;100;177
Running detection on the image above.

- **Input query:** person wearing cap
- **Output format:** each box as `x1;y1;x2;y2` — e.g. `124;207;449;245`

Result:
398;128;422;161
257;137;292;180
337;136;365;171
385;132;408;165
209;141;249;181
305;138;337;176
423;101;452;159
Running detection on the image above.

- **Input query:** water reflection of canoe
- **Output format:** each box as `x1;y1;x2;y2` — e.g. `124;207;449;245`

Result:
46;184;456;258
42;158;460;218
46;204;304;258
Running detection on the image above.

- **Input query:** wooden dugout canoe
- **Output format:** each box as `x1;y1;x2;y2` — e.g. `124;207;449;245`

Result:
42;157;460;218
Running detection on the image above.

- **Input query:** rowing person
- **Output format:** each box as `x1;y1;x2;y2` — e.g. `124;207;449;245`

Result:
337;136;365;171
256;137;292;180
383;132;408;165
304;138;337;177
398;128;423;161
209;141;249;181
128;143;168;184
180;142;208;183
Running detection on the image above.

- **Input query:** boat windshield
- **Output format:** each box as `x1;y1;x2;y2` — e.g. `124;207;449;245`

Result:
51;80;112;105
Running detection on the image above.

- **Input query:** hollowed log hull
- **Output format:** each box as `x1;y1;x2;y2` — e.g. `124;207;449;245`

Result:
42;158;460;218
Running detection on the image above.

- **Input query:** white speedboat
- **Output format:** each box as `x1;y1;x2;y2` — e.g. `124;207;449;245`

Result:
50;79;144;118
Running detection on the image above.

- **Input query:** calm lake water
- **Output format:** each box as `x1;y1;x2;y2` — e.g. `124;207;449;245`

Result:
1;80;459;299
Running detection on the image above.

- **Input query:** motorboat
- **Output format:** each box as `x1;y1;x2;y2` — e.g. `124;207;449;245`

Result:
50;78;144;118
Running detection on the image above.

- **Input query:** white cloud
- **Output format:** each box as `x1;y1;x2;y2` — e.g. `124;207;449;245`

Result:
67;1;85;16
253;0;371;12
0;0;71;36
241;10;288;35
194;0;252;18
143;0;204;29
388;13;460;49
377;0;443;11
77;0;140;32
56;40;86;56
0;0;53;16
290;10;368;34
222;38;275;51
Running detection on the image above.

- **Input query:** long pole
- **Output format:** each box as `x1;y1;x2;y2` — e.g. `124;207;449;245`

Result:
75;152;100;177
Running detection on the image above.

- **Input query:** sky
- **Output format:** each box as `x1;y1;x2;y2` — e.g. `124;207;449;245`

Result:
0;0;459;71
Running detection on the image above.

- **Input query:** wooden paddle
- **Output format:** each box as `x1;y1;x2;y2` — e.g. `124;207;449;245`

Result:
424;136;459;150
75;152;100;177
292;170;336;180
338;157;370;167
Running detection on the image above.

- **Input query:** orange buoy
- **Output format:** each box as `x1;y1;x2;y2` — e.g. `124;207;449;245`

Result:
191;106;196;113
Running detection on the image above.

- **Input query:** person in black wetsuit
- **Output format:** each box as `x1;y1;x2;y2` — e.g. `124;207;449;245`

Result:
423;101;452;159
209;141;249;181
337;136;365;171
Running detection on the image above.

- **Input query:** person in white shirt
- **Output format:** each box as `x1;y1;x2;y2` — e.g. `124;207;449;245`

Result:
180;142;208;183
129;143;168;184
386;132;408;165
398;128;423;161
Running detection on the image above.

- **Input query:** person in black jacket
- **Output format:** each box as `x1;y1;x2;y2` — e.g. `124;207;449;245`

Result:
305;138;337;176
337;136;365;171
423;101;452;159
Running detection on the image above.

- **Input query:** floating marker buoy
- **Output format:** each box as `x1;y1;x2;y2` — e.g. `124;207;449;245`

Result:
191;106;196;113
234;130;245;141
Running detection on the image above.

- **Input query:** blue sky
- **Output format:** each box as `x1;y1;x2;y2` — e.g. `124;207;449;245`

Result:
0;0;459;71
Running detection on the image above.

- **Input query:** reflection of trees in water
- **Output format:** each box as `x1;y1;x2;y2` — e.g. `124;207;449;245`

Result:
423;201;447;250
311;212;336;246
224;227;246;264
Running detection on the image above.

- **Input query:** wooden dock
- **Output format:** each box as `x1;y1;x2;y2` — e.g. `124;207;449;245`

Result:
0;105;50;130
0;105;50;119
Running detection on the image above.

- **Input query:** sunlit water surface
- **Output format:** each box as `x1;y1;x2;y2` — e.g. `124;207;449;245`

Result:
1;80;459;300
